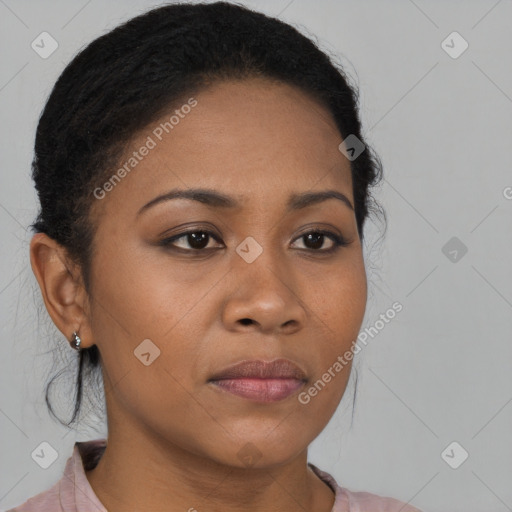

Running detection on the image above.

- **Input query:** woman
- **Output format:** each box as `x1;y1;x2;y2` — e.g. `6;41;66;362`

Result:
10;2;423;511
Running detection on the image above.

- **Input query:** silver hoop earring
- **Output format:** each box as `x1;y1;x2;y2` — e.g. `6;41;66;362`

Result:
71;331;82;352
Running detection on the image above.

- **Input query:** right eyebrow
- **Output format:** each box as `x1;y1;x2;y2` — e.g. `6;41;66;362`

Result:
137;188;239;217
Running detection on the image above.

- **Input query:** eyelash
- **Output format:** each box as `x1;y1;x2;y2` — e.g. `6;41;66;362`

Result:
159;229;350;255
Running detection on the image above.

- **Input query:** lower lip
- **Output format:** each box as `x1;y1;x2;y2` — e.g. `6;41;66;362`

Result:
210;378;305;402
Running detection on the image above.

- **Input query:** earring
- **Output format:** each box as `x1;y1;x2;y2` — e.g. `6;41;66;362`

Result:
70;331;82;352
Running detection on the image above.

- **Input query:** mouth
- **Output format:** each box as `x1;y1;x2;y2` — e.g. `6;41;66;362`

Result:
208;358;307;403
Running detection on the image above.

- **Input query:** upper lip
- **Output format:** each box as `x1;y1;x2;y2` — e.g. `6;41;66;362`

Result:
209;358;307;381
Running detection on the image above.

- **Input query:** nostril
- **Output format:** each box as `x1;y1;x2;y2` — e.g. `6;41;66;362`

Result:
239;318;253;326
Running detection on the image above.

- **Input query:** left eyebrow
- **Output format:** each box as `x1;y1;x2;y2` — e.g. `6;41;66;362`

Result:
288;190;354;211
137;187;354;217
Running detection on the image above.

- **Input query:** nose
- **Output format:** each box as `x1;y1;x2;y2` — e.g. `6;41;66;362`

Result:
221;250;307;336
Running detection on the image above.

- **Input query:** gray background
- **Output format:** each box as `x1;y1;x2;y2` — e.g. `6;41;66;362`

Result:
1;1;511;511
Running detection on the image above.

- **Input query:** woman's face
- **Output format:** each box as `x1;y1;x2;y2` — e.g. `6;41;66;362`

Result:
85;78;367;467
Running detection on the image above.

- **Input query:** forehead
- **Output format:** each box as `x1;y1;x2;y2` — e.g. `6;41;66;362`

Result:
91;78;353;222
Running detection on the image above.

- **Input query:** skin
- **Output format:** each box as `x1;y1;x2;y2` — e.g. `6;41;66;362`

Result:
30;77;367;512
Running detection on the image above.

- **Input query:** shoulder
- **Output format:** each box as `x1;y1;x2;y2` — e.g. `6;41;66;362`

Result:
341;488;423;512
308;463;424;512
4;480;62;512
5;439;108;512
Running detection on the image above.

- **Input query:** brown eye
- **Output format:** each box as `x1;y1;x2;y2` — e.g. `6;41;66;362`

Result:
291;230;349;253
303;232;329;250
161;230;223;251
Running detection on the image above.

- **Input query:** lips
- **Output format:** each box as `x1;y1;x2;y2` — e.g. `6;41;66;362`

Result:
208;359;307;403
208;358;307;381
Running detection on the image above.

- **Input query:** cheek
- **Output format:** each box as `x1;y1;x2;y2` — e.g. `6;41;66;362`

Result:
89;237;201;335
88;238;223;397
90;268;207;438
303;260;366;402
86;245;198;392
309;259;367;343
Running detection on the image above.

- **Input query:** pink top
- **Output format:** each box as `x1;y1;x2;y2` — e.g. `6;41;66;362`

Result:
6;439;423;512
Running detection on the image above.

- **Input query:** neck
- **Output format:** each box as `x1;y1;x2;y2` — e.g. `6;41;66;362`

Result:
85;423;335;512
